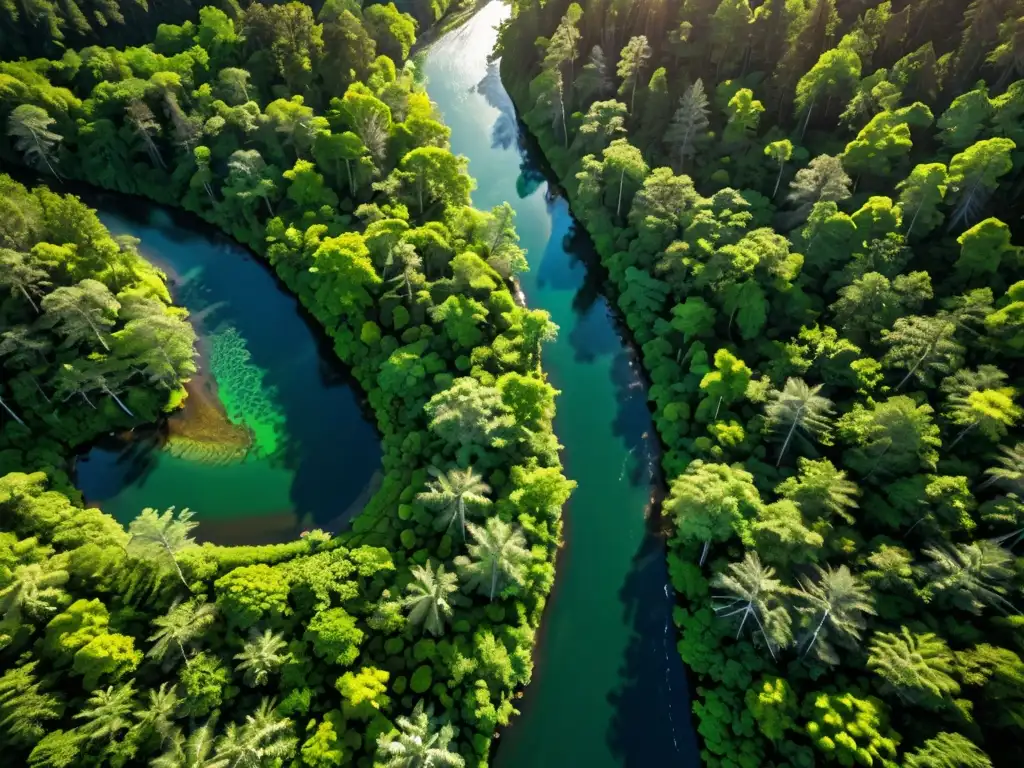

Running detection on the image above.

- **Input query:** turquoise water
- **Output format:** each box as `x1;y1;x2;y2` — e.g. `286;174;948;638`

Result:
421;5;699;765
75;201;382;545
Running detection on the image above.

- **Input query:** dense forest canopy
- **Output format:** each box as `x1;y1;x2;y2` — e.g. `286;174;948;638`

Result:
0;0;457;59
499;0;1024;766
0;2;574;766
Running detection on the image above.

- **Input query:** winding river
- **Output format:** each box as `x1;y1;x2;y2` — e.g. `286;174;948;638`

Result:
75;199;382;544
421;5;698;766
71;4;699;761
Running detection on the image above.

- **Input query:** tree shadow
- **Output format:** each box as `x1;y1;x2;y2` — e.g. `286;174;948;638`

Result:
606;522;700;767
75;426;165;513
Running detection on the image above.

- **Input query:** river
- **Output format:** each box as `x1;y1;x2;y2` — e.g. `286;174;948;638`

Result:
74;199;382;545
420;5;699;766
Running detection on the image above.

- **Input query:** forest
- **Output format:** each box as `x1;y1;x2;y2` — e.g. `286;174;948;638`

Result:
499;0;1024;766
0;1;576;767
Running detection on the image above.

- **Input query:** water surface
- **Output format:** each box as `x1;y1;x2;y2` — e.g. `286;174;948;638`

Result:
421;5;699;765
75;200;382;544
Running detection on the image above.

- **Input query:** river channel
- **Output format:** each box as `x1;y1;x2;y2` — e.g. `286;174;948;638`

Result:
420;5;699;766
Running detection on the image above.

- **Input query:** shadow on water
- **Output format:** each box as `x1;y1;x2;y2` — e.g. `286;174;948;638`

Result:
606;524;699;766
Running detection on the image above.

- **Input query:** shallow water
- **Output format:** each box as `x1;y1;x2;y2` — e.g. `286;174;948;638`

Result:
75;200;382;545
420;5;700;765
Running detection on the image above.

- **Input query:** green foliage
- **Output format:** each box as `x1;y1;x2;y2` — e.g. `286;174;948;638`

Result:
216;564;291;630
805;692;899;768
498;0;1024;765
304;607;364;667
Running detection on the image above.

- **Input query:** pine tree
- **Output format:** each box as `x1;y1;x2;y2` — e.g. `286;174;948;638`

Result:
664;79;710;169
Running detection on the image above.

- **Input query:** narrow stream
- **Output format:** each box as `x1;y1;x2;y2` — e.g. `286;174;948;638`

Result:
421;5;699;765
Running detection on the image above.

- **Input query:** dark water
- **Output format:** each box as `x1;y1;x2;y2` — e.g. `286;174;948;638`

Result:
75;199;382;544
420;5;699;766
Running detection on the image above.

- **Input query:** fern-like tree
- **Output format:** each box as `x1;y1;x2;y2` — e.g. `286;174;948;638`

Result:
126;101;167;170
127;507;198;588
868;627;960;707
0;249;50;313
74;682;136;742
882;314;964;390
981;442;1024;492
7;104;63;178
905;732;993;768
152;720;224;768
401;561;458;637
798;565;875;665
0;662;62;747
616;35;652;114
945;387;1022;449
764;378;834;467
40;279;119;352
923;540;1015;614
576;45;613;104
214;699;297;767
764;139;793;198
786;154;852;223
136;683;180;743
375;701;465;768
456;517;532;601
148;598;218;669
235;629;290;687
0;562;69;623
711;552;793;658
1;325;54;403
391;242;423;303
416;465;492;541
775;458;859;524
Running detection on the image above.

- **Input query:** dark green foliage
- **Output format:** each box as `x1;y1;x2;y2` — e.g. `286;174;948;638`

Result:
498;0;1024;764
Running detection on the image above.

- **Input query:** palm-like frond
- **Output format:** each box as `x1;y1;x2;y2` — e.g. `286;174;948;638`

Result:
868;626;959;704
401;561;459;637
234;629;290;687
982;442;1024;493
455;517;531;601
214;699;296;768
148;598;217;669
127;506;199;588
375;701;465;768
798;565;875;665
416;465;492;541
136;682;180;741
74;683;136;741
711;552;793;658
0;562;68;622
764;377;834;467
924;540;1015;614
